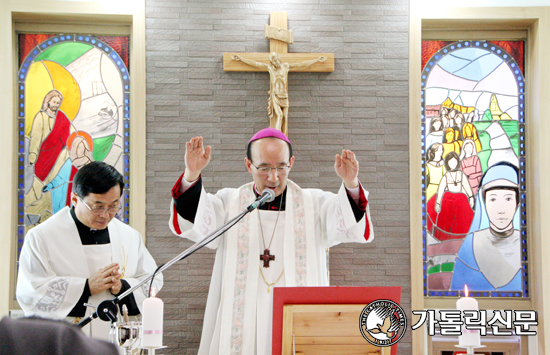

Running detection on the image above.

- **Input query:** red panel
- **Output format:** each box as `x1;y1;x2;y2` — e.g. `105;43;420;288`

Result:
19;34;54;65
19;34;130;71
421;40;524;74
272;286;402;355
491;40;524;73
422;40;452;71
97;35;130;70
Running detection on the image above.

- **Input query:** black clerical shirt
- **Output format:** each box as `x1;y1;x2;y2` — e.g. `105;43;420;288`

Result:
67;207;139;317
173;177;365;223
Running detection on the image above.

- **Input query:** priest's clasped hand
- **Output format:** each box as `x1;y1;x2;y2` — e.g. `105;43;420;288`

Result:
335;149;359;189
88;263;122;296
184;136;211;182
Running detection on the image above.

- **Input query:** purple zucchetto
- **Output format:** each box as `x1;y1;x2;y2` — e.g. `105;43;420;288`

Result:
249;128;291;144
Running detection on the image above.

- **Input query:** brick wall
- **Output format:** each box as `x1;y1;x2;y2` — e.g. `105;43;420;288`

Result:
145;1;410;353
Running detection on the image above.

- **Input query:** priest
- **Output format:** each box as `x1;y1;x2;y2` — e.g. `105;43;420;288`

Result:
168;128;374;355
17;161;163;340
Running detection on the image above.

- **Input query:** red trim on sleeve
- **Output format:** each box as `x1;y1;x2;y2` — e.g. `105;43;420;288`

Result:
172;204;182;235
171;173;185;199
171;173;200;199
358;184;368;212
358;184;371;241
363;217;371;241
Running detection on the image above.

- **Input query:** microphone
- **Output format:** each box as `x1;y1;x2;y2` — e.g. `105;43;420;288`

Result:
247;188;276;211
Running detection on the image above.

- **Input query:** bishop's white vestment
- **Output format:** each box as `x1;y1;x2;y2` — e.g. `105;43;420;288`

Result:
16;206;163;340
169;178;373;355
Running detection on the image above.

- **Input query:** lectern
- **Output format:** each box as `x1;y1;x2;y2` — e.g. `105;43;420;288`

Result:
272;286;402;355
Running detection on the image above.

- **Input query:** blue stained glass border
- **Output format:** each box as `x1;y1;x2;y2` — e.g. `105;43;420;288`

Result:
421;40;527;299
17;34;131;255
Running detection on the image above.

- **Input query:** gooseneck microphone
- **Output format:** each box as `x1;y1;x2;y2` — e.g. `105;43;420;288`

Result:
247;188;276;211
78;188;278;330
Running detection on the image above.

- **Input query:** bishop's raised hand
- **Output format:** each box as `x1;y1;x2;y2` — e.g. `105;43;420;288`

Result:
334;149;359;189
184;136;211;182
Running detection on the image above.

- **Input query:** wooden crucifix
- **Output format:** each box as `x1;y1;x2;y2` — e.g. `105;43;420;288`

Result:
223;11;334;136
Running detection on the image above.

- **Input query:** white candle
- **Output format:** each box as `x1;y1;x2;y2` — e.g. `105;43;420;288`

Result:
456;286;480;347
141;293;164;348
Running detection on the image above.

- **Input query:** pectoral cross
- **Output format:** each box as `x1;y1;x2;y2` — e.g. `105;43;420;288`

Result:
260;249;275;268
223;11;334;136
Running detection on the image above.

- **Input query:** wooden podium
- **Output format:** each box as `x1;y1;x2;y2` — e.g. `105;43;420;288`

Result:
272;286;402;355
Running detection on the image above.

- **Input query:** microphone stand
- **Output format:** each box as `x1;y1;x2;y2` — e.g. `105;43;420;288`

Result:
78;197;266;328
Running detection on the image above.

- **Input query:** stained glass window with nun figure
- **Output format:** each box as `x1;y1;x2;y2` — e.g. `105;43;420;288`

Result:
421;40;527;298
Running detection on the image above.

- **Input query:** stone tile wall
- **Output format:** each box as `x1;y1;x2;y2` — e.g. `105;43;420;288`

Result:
145;1;410;353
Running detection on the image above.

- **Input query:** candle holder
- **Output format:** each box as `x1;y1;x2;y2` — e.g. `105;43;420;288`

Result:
455;344;486;354
111;321;142;355
78;194;264;352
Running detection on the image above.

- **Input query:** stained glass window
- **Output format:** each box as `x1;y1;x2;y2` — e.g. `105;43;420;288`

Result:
17;34;131;258
421;41;527;298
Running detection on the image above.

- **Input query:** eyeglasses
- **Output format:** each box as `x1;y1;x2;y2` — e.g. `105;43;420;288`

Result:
79;197;121;215
250;161;290;175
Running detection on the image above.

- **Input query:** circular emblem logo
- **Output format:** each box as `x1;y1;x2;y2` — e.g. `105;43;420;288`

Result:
359;299;407;347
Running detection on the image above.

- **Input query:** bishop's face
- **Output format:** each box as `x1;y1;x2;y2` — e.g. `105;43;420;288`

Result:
245;138;295;197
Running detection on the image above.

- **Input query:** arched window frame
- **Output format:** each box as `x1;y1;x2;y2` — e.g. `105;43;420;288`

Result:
420;40;528;299
17;33;132;258
0;1;147;315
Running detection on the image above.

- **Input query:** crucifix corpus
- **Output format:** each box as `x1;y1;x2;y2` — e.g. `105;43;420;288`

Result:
223;11;334;136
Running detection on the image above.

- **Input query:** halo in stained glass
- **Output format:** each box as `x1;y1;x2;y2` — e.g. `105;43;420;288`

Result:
17;33;131;256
